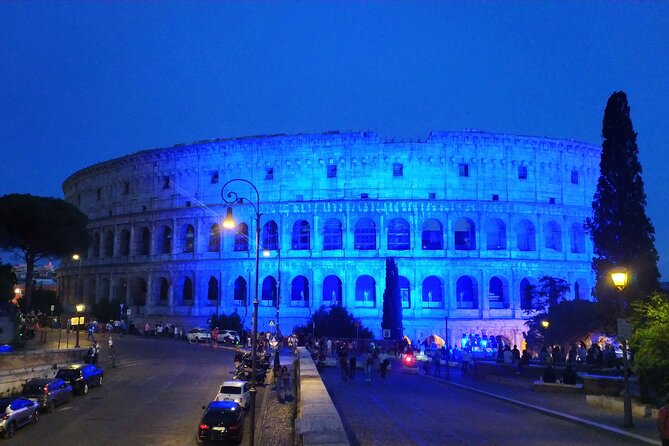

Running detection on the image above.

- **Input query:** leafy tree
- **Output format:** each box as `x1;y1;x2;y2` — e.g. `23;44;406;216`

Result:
381;257;403;340
586;92;660;332
293;305;373;339
91;297;125;323
31;288;62;317
0;194;90;310
0;263;17;303
525;275;571;311
524;299;602;353
631;293;669;402
209;311;243;334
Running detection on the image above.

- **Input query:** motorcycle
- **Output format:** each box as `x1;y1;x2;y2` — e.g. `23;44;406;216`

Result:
233;366;267;385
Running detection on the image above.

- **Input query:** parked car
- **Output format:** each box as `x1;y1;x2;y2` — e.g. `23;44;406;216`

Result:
187;328;211;344
196;401;244;445
214;380;251;409
217;330;240;345
55;364;104;395
0;397;39;439
21;378;73;413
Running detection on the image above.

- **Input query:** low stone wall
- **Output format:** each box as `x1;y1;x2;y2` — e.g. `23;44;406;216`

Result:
586;394;660;419
295;348;349;446
0;348;85;397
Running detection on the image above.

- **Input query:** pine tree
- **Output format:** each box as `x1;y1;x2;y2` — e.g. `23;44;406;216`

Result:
587;91;660;331
381;257;403;340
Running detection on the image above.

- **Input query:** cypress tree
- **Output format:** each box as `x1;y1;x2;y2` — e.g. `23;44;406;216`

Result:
381;257;403;340
587;91;660;330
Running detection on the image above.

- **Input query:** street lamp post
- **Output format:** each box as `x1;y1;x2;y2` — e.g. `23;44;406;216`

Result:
222;179;261;446
72;254;82;309
75;303;85;348
610;266;633;428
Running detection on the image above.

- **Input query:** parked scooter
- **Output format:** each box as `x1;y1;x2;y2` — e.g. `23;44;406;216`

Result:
233;366;267;385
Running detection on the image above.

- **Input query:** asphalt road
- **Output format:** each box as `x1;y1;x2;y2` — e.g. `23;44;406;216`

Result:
9;336;260;446
321;364;643;446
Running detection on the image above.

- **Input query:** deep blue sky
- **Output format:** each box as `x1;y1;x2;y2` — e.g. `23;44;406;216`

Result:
1;1;668;277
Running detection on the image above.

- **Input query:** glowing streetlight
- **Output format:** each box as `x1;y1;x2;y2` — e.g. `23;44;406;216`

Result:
610;266;633;428
74;303;85;348
541;320;550;329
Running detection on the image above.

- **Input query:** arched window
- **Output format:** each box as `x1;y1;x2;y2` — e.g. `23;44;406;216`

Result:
399;276;410;308
516;219;536;251
544;221;562;252
234;276;247;305
520;278;536;310
87;279;97;306
140;227;150;255
104;231;114;258
486;219;506;250
131;277;147;306
354;218;376;250
92;233;101;258
323;218;343;250
234;223;249;252
261;276;277;306
355;275;376;307
183;277;194;302
421;219;443;250
570;223;585;254
160;226;172;254
291;276;309;306
114;278;127;301
101;278;110;301
262;221;278;251
291;220;311;250
456;276;477;309
120;229;130;257
422;276;443;308
208;224;221;252
574;278;589;300
159;278;169;304
184;225;195;253
323;275;342;306
454;218;476;250
208;276;218;301
488;276;507;309
387;218;410;250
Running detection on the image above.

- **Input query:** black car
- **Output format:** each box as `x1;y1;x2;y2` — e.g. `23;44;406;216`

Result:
196;401;244;445
55;364;104;395
21;378;73;413
0;397;39;439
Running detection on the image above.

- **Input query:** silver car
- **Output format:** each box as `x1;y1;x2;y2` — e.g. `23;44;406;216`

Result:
0;397;39;439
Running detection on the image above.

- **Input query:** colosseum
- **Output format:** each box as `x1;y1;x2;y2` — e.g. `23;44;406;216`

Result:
60;130;600;347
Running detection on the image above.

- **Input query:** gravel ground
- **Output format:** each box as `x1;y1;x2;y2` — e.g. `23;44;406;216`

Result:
257;367;296;446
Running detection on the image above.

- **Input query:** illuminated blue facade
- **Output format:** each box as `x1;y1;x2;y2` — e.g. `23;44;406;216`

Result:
60;130;599;346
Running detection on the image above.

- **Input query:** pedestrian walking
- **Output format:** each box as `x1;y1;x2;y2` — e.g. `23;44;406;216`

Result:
339;353;348;381
349;355;357;380
380;357;390;379
86;343;95;364
364;350;373;383
433;351;441;377
280;366;291;400
461;349;471;376
92;341;100;365
211;327;219;349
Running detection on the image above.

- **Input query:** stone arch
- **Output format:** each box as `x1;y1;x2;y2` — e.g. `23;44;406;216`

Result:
355;275;376;307
291;220;311;250
570;222;586;254
456;275;478;309
182;224;195;253
516;219;536;251
354;218;376;250
262;221;279;251
261;275;277;306
421;218;443;250
486;218;506;250
104;230;114;258
120;229;130;257
208;224;221;252
138;227;150;256
156;225;172;255
544;220;562;252
322;275;342;306
454;218;476;250
157;277;169;305
92;232;101;258
488;276;509;309
182;276;194;304
291;275;309;306
574;278;589;300
323;218;343;250
387;217;410;250
399;275;410;308
234;222;249;252
130;277;147;307
422;276;443;308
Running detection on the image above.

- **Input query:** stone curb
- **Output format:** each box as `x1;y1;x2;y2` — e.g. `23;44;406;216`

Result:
436;376;661;446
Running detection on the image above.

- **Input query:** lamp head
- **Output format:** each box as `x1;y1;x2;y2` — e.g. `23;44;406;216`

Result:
610;266;629;290
76;304;85;313
222;207;235;229
541;320;550;329
72;254;80;261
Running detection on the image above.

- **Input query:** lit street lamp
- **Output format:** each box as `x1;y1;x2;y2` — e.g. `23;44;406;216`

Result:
263;246;281;340
222;178;261;446
75;303;85;348
72;254;82;309
610;266;633;428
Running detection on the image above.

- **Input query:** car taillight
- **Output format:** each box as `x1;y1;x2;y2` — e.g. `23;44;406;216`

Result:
44;386;49;395
1;414;9;420
199;423;210;430
228;424;239;431
403;355;415;366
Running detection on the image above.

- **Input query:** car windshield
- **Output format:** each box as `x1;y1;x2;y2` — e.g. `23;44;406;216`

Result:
56;370;80;380
219;386;242;394
22;384;44;395
202;411;239;425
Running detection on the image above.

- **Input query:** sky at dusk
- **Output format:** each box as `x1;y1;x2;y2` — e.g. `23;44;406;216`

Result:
1;1;668;277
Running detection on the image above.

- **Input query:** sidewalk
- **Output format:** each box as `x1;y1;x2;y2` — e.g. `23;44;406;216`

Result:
415;361;661;446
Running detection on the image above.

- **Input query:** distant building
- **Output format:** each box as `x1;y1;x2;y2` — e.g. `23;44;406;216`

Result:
59;130;599;347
